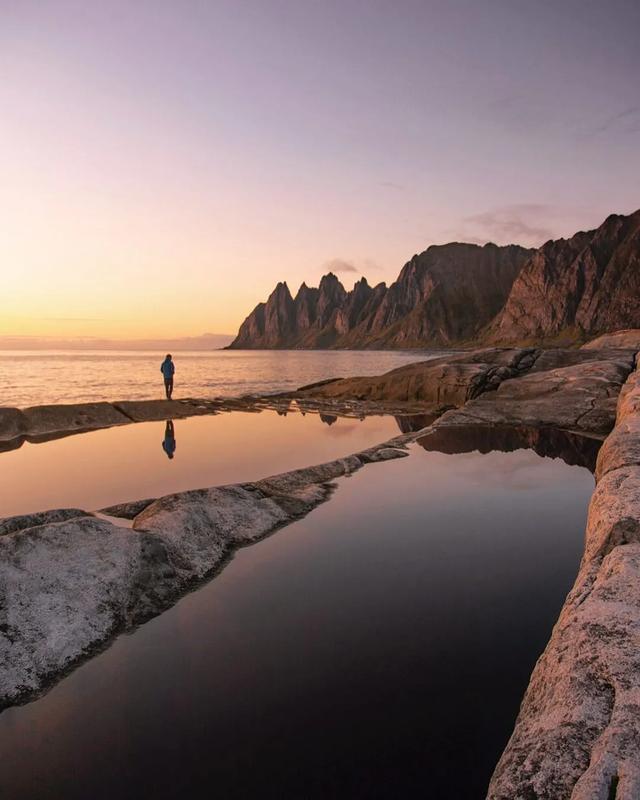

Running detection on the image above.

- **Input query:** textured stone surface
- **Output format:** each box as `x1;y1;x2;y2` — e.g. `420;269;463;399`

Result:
437;357;633;435
113;398;224;422
297;347;635;437
0;508;92;537
21;402;131;438
583;329;640;351
0;515;143;706
296;348;538;407
488;358;640;800
99;498;157;519
0;408;27;443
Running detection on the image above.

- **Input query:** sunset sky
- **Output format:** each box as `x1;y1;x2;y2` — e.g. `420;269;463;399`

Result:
2;0;639;340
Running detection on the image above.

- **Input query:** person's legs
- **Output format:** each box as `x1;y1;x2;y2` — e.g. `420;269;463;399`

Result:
167;377;173;399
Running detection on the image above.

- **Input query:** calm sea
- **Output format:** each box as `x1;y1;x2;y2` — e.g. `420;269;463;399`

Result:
0;349;443;407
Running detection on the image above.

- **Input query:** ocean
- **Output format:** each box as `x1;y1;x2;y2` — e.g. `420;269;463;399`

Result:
0;349;443;407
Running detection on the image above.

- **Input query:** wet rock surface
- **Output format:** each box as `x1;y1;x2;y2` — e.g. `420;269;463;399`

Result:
22;402;132;437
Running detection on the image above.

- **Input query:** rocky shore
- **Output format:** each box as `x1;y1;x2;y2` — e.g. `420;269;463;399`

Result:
1;345;635;451
1;340;640;798
487;356;640;800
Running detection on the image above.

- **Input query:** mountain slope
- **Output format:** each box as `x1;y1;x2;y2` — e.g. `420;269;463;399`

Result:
228;209;640;350
229;242;532;349
486;210;640;344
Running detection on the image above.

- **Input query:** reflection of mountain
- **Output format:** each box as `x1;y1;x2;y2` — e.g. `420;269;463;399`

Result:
395;414;442;434
411;423;602;472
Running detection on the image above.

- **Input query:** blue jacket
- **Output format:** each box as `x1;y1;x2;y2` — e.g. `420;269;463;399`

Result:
160;359;175;379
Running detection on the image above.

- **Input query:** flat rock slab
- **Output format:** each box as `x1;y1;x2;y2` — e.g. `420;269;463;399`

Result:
526;347;636;372
113;399;219;422
583;330;640;350
0;408;27;442
296;348;538;407
436;358;633;436
21;402;131;438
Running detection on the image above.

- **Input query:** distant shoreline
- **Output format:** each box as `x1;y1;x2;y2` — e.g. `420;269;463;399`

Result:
0;345;450;353
0;334;235;351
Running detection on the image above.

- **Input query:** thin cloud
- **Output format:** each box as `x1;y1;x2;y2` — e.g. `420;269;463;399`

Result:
379;181;405;190
39;317;105;322
323;258;359;274
582;106;640;138
461;204;555;246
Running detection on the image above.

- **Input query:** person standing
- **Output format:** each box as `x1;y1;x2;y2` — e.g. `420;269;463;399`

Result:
160;354;175;399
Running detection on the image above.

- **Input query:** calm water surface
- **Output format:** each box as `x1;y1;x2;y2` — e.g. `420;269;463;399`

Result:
0;349;441;407
0;439;594;799
0;411;398;517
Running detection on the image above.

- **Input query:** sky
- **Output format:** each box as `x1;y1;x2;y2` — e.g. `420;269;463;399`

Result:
1;0;639;340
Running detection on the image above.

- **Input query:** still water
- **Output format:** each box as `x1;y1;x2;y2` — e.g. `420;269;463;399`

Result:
0;349;440;407
0;431;594;799
0;411;398;517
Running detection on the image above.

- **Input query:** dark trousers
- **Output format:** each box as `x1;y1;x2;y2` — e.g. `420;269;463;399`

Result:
164;378;173;399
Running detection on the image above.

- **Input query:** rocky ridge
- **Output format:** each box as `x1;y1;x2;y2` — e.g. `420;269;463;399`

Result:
229;209;640;349
230;242;531;349
487;210;640;345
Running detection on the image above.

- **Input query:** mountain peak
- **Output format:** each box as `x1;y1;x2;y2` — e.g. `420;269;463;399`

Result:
228;209;640;349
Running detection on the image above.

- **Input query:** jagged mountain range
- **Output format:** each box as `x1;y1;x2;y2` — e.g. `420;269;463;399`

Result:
228;209;640;349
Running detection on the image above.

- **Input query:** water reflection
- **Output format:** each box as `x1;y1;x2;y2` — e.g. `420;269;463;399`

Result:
0;445;594;799
395;412;442;433
161;420;176;460
319;413;338;426
413;423;602;472
0;411;398;518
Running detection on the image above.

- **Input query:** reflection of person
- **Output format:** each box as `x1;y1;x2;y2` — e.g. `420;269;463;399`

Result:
162;420;176;460
160;354;175;399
